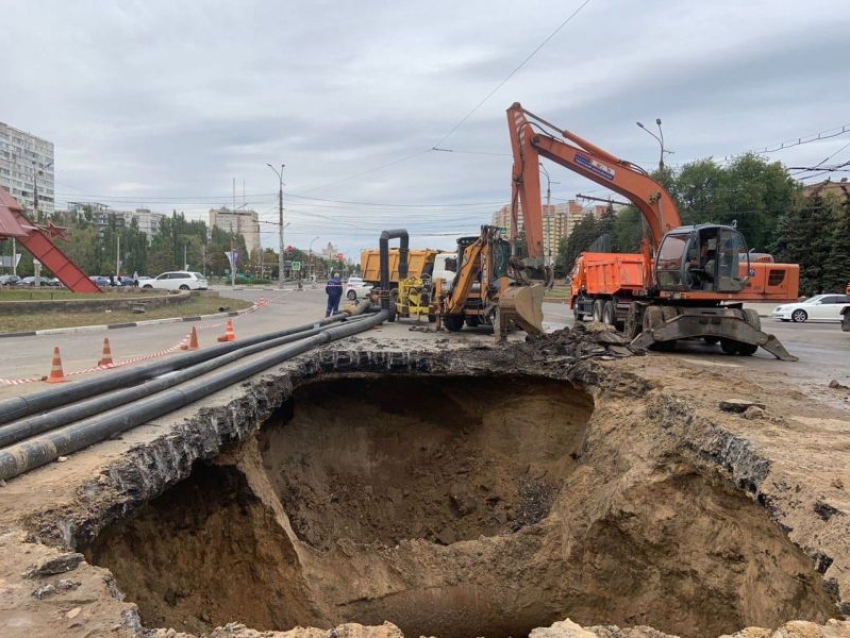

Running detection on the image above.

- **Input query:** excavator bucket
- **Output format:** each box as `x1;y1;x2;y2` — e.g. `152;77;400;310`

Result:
498;284;545;336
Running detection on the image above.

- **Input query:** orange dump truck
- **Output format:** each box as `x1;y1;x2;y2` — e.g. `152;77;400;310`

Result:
569;251;800;328
360;248;439;287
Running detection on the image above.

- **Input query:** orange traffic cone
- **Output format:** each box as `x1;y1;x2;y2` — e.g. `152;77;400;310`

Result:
259;296;267;307
46;347;67;383
217;319;236;342
98;338;114;367
181;326;200;351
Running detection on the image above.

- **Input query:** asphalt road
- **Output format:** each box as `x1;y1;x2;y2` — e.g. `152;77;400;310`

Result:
543;301;850;389
0;289;847;398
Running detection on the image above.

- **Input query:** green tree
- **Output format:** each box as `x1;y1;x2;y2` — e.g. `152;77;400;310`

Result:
559;214;599;272
773;192;838;295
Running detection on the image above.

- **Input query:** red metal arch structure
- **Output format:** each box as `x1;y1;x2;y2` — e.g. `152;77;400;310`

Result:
0;187;100;293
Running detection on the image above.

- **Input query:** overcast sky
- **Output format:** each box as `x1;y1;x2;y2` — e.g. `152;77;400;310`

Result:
2;0;848;256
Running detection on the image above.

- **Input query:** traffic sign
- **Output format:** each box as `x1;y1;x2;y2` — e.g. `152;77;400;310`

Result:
291;261;302;272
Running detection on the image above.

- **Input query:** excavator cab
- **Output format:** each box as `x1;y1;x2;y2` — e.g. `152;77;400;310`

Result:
656;225;749;294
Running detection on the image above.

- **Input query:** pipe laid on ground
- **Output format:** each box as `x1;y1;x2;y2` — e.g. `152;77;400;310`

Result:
0;310;387;482
0;314;374;449
0;313;353;425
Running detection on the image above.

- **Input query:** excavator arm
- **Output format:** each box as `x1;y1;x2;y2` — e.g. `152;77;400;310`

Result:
508;102;681;250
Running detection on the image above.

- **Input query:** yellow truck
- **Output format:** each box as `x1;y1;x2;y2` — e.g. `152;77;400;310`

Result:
360;248;440;286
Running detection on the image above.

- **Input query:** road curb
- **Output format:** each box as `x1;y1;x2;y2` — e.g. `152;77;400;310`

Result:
0;303;259;339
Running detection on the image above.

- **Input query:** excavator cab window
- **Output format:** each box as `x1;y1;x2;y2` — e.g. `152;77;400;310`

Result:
714;228;749;293
655;233;690;290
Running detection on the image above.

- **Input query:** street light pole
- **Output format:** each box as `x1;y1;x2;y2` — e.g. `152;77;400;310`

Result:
309;236;319;280
636;119;672;171
267;163;285;287
538;163;560;267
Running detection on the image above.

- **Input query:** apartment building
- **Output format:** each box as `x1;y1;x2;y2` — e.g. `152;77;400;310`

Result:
0;122;54;216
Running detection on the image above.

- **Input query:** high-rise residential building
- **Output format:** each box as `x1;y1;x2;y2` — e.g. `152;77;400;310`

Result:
65;203;166;244
491;204;523;237
131;208;166;242
209;207;261;257
493;200;588;265
0;122;55;217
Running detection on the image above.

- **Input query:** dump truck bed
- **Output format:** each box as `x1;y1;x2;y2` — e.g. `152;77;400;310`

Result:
361;248;439;285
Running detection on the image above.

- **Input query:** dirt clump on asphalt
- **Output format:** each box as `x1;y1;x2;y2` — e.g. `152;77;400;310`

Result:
83;371;838;638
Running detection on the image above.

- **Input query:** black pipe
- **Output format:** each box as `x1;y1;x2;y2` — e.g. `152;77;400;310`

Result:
0;313;351;425
0;315;375;449
0;311;388;482
379;229;409;311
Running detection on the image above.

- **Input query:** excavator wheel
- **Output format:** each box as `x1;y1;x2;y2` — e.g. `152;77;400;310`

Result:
734;309;761;356
444;315;465;332
720;339;739;355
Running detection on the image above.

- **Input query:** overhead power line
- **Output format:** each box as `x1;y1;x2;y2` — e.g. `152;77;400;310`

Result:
431;0;594;149
724;123;850;163
302;0;595;194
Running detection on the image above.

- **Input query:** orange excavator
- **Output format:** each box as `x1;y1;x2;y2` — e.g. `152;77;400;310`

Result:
507;103;799;360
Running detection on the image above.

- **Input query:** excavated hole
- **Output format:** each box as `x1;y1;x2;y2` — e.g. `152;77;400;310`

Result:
84;374;836;638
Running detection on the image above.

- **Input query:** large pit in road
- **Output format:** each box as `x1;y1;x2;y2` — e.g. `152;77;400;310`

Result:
84;373;836;638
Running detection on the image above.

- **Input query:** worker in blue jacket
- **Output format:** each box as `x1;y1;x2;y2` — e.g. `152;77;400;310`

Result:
325;272;342;317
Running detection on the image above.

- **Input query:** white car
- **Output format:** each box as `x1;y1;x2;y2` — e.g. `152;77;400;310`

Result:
772;294;850;323
143;271;208;291
345;277;373;301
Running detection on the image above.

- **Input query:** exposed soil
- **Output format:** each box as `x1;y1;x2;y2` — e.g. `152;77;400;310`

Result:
83;374;837;638
262;376;589;548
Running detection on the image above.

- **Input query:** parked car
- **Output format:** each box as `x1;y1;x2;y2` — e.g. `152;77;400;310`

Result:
842;306;850;333
89;275;114;287
772;294;850;323
0;275;20;286
143;271;208;291
17;276;51;287
344;276;373;301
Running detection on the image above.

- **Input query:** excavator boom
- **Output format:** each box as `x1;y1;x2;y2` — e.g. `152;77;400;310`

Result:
508;102;681;251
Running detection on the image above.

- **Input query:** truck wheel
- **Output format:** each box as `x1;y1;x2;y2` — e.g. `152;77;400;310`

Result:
624;304;641;339
573;305;584;321
444;315;465;332
592;299;604;322
602;300;615;326
703;336;720;345
465;316;481;328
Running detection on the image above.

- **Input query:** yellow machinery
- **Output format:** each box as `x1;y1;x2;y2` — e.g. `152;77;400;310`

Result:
396;275;435;321
438;225;544;338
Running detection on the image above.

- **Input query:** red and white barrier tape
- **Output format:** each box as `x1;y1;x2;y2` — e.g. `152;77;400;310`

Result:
0;301;266;387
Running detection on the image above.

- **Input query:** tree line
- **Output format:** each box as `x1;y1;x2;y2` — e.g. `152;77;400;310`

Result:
558;153;850;295
1;205;354;281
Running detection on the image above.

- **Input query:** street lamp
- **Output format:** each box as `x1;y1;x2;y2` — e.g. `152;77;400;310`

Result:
636;119;673;171
32;160;53;223
539;162;560;267
309;236;320;280
267;163;285;287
